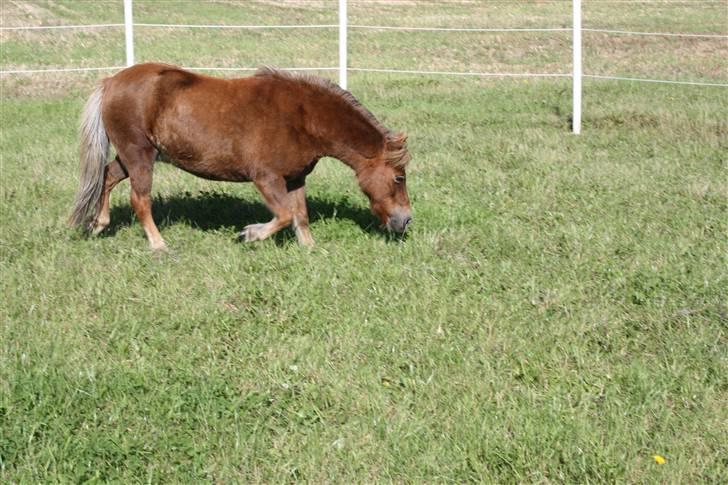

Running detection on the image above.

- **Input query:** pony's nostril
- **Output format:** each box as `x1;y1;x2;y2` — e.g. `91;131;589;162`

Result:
387;214;412;233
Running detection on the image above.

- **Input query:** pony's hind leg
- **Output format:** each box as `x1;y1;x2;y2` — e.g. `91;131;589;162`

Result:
118;145;166;251
91;156;128;235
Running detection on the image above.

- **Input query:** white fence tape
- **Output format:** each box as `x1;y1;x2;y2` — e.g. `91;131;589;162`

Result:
0;24;123;30
134;23;338;29
1;0;726;134
585;74;728;87
349;25;571;33
348;68;569;78
0;66;125;74
5;24;726;38
583;28;728;38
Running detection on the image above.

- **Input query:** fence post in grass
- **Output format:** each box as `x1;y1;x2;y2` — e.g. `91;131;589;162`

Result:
339;0;347;89
124;0;135;66
572;0;582;134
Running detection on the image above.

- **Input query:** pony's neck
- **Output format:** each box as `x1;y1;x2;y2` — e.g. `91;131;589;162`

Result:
303;93;385;172
323;119;385;173
329;143;379;174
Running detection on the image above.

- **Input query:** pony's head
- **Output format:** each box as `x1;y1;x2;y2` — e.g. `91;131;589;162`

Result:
357;132;412;234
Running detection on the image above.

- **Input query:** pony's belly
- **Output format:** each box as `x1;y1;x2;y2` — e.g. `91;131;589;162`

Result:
155;149;251;182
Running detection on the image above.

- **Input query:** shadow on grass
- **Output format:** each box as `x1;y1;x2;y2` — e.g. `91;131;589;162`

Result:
104;191;386;243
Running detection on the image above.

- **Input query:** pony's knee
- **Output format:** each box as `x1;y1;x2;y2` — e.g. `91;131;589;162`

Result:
277;212;294;228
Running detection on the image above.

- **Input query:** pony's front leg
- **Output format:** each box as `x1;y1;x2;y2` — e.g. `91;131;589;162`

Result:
240;175;294;243
290;185;314;246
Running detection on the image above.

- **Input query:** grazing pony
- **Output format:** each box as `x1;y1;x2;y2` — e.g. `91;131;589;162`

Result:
69;63;412;250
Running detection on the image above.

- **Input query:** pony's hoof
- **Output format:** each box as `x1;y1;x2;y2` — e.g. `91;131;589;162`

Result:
150;241;168;252
90;223;108;236
239;224;266;242
297;236;315;247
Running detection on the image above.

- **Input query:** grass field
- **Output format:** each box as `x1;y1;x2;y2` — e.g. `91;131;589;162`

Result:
1;1;727;482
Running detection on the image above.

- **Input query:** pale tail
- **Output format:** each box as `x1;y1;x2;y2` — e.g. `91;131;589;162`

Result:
69;83;110;228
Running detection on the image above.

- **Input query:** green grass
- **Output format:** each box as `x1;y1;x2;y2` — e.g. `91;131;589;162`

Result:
1;1;727;482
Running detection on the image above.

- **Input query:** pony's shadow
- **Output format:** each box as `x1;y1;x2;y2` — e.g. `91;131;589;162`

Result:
105;191;382;243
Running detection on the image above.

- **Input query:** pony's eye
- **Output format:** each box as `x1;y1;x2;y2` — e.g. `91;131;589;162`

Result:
394;176;405;184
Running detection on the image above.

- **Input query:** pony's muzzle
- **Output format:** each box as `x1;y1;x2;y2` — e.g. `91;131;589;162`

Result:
388;211;413;234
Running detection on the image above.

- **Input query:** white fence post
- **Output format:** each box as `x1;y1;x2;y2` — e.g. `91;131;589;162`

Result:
124;0;134;66
572;0;582;134
339;0;347;89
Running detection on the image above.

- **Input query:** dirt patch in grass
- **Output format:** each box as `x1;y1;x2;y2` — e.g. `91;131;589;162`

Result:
1;72;104;99
2;1;58;27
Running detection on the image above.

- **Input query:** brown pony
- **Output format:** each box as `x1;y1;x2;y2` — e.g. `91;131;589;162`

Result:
69;63;412;250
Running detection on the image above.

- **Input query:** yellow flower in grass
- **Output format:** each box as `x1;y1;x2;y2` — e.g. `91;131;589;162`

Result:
653;454;666;465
